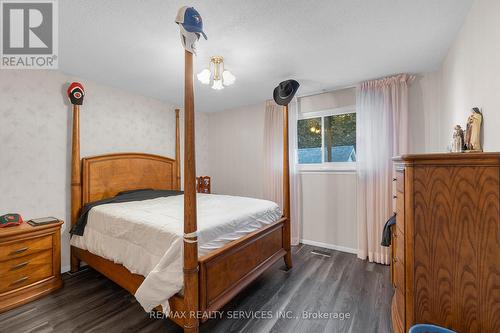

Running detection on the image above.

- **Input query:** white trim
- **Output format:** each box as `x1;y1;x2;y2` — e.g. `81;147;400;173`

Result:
298;105;356;119
61;265;71;273
298;162;356;172
296;85;357;99
301;239;358;255
299;170;356;176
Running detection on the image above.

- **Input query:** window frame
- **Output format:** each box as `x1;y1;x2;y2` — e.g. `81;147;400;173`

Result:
297;105;357;173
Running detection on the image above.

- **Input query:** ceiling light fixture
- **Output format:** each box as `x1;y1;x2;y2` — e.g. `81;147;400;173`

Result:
197;56;235;90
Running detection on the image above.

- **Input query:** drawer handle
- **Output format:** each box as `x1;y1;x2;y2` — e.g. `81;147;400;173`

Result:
393;195;397;199
10;247;29;255
393;257;398;263
393;232;397;239
10;276;29;286
11;261;30;271
393;178;397;181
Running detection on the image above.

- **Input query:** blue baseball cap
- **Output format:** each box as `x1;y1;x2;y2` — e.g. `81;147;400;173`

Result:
175;6;207;40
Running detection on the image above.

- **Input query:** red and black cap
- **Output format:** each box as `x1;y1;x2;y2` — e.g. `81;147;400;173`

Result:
67;82;85;105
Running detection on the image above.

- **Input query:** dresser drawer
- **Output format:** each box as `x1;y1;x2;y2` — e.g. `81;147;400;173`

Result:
0;235;52;262
396;171;404;193
395;288;406;327
393;260;405;291
0;250;53;293
394;229;405;264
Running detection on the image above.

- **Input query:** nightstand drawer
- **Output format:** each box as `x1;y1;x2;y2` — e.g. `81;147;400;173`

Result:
0;250;53;293
0;235;52;262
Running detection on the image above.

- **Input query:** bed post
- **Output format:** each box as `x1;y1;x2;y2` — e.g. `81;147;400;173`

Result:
70;103;82;272
183;50;199;333
282;104;293;269
175;108;181;190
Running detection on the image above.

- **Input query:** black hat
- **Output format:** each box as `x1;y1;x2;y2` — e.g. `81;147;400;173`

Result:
273;80;300;106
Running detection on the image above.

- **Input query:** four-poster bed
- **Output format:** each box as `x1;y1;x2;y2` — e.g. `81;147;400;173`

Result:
68;55;292;333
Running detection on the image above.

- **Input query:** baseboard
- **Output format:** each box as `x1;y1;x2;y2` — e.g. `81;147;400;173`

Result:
300;239;358;255
61;262;88;274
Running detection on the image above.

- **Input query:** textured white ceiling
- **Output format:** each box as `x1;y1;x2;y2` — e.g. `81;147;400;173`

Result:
59;0;472;112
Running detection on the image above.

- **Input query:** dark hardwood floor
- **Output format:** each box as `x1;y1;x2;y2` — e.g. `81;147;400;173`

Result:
0;245;393;333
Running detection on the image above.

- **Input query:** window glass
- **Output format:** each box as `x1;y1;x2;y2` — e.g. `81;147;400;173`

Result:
297;117;322;164
323;113;356;162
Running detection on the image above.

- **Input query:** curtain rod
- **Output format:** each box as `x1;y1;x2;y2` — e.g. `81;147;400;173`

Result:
296;84;357;99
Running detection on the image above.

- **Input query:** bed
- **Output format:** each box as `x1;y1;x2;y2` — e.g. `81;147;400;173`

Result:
69;63;293;333
70;193;282;312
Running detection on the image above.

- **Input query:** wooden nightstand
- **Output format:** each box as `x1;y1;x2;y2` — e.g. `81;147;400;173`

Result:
0;220;63;313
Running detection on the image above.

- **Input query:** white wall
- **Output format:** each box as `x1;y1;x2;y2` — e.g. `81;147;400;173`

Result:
298;88;358;253
300;172;357;253
438;0;500;151
207;103;266;199
206;89;358;253
0;70;209;272
408;71;442;153
408;0;500;153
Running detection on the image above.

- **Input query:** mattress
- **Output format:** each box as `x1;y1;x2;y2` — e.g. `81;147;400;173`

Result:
70;193;281;314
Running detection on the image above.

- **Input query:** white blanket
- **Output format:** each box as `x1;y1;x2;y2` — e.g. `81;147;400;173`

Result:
70;193;281;314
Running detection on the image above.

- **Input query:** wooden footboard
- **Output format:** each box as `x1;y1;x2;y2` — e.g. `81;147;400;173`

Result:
198;218;286;317
71;217;287;326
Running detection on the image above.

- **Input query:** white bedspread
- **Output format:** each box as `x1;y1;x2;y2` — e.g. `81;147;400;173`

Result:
70;193;281;314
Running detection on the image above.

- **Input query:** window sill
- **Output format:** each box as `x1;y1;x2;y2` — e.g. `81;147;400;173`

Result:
297;163;357;174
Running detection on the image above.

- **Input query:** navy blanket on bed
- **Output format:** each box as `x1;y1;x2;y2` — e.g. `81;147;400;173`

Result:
70;188;183;236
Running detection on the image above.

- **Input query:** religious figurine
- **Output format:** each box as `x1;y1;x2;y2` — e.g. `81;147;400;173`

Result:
451;125;464;152
464;107;483;152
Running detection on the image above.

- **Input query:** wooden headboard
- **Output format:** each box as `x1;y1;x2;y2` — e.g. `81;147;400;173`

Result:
82;153;178;205
70;107;181;227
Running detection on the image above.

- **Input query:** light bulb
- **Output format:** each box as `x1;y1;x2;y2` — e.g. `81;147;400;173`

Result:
310;127;316;133
222;70;235;86
197;69;211;85
212;79;224;90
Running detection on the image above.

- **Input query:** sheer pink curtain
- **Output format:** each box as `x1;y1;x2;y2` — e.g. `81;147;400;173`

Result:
264;100;301;245
356;74;413;264
264;101;284;210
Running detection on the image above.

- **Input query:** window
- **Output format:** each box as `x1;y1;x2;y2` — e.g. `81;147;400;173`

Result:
297;106;356;171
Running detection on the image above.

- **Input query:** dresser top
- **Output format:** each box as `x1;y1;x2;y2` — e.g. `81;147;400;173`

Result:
393;152;500;164
0;220;63;238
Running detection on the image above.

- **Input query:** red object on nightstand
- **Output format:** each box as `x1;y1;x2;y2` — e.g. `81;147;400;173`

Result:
0;214;23;228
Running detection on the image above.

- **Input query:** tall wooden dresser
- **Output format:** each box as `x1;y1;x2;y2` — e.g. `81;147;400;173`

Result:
391;153;500;333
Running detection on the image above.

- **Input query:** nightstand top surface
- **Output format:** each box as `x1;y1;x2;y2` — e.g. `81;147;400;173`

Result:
0;220;63;238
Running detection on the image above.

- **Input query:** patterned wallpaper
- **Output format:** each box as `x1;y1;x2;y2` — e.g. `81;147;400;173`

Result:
0;70;209;271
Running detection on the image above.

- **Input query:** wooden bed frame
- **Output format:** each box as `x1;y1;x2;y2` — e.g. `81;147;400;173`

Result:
69;53;292;333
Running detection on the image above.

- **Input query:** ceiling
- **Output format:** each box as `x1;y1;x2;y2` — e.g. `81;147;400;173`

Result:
59;0;473;112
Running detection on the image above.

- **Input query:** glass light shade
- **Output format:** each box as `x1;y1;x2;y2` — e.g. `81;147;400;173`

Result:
222;70;235;86
212;79;224;90
197;69;211;85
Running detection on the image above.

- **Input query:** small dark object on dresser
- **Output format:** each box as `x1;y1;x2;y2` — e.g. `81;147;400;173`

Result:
27;217;59;226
